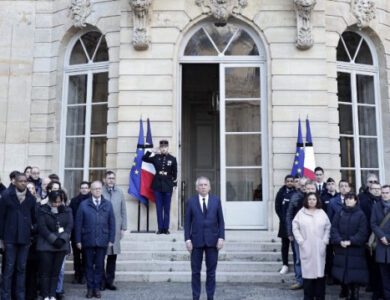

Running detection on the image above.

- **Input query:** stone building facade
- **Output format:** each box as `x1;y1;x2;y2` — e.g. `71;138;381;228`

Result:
0;0;389;231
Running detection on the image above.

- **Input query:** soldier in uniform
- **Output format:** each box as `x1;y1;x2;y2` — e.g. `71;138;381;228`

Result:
142;140;177;234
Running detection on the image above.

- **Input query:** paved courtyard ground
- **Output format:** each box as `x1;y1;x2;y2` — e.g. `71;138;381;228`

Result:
63;281;373;300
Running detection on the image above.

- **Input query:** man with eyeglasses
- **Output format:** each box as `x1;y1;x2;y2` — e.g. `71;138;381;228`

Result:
359;180;383;299
101;171;127;291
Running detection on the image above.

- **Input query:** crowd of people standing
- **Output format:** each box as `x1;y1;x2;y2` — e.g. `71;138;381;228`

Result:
275;168;390;300
0;167;127;300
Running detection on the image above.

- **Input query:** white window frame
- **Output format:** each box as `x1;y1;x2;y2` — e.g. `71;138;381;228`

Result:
59;30;109;183
337;31;384;188
177;21;269;229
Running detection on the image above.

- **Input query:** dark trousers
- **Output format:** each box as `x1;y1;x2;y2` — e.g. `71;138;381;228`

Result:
38;251;66;298
367;249;383;298
379;263;390;300
84;247;107;290
2;243;30;300
154;191;172;230
303;277;326;300
281;237;290;266
325;244;334;277
25;251;39;300
71;241;85;280
191;246;218;300
104;254;117;286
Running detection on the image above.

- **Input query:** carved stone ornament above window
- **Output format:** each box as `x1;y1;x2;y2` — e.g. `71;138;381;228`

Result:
130;0;152;51
294;0;316;50
352;0;376;29
69;0;92;28
195;0;248;27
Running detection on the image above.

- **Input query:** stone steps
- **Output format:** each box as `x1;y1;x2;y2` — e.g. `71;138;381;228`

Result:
65;231;295;283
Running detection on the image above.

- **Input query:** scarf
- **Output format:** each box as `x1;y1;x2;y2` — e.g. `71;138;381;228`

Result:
16;189;27;203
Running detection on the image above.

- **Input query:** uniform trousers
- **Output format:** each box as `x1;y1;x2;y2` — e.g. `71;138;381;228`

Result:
280;237;290;266
71;241;85;281
379;263;390;300
154;191;172;231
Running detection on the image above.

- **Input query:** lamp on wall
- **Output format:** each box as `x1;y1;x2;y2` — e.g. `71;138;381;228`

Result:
208;90;220;115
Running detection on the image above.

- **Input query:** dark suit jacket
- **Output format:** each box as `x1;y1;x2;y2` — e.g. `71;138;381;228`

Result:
184;194;225;248
75;196;115;248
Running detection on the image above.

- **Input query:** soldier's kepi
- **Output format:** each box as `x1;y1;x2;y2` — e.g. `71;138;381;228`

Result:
142;139;178;234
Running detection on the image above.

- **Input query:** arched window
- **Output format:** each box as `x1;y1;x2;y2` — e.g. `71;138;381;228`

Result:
336;31;382;190
180;21;267;228
61;31;109;197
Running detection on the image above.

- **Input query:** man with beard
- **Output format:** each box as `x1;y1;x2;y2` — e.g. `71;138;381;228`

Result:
69;181;91;284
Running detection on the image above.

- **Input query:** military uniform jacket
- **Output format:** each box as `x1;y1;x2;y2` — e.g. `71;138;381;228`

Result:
142;152;177;193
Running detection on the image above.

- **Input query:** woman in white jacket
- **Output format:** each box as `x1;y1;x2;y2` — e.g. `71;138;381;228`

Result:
293;192;331;300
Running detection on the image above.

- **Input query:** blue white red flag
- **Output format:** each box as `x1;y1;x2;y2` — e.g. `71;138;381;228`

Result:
303;118;316;180
140;118;156;202
128;119;148;205
291;119;305;177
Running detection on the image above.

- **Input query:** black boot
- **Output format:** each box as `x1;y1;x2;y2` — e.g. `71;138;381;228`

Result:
339;284;349;298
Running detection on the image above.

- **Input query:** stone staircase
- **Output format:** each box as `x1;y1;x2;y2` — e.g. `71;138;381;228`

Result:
65;231;294;283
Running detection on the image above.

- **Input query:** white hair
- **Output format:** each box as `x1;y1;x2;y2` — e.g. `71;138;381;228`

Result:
195;176;211;187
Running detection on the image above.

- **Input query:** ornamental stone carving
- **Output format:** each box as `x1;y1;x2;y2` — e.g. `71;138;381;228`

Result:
130;0;152;51
294;0;316;50
196;0;248;26
69;0;92;28
352;0;376;29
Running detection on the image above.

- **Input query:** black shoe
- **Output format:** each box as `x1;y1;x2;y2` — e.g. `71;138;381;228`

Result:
56;292;64;300
105;284;117;291
99;283;106;291
94;290;102;298
339;285;349;298
164;229;170;235
86;290;93;298
156;230;162;235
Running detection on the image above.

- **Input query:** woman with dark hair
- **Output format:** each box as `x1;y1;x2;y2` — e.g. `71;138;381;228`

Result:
24;166;32;179
293;192;331;300
331;192;369;300
36;190;73;300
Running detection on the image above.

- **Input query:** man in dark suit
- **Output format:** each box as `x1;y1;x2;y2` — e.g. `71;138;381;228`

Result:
142;140;177;234
75;181;115;299
184;176;225;300
314;167;326;195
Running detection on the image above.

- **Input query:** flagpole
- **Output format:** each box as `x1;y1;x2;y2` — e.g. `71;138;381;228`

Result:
137;201;141;232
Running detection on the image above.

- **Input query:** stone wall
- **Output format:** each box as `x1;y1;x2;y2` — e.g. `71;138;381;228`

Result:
0;0;389;231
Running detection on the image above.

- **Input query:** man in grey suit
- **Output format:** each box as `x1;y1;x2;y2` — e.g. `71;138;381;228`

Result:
101;171;127;290
184;176;225;300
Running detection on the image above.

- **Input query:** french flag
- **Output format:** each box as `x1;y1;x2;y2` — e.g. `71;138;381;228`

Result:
303;118;316;180
140;118;156;202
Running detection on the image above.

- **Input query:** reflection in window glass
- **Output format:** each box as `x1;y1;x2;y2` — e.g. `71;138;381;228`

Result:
357;75;375;104
226;169;262;201
89;169;105;183
91;105;108;135
81;31;102;60
90;137;107;168
355;40;373;65
359;138;378;168
184;29;218;56
225;29;259;56
70;40;88;65
340;137;355;168
225;67;260;98
358;106;376;136
94;38;109;62
69;31;108;65
339;104;353;135
226;134;261;166
68;75;87;105
337;72;351;103
203;23;237;53
66;106;86;136
226;101;260;132
65;138;85;168
93;73;108;102
64;170;83;199
342;31;362;60
340;169;356;192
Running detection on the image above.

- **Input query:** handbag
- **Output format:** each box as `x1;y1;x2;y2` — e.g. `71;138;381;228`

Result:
368;211;390;255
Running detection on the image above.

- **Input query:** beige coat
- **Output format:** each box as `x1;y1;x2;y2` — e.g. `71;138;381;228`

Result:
292;207;331;279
